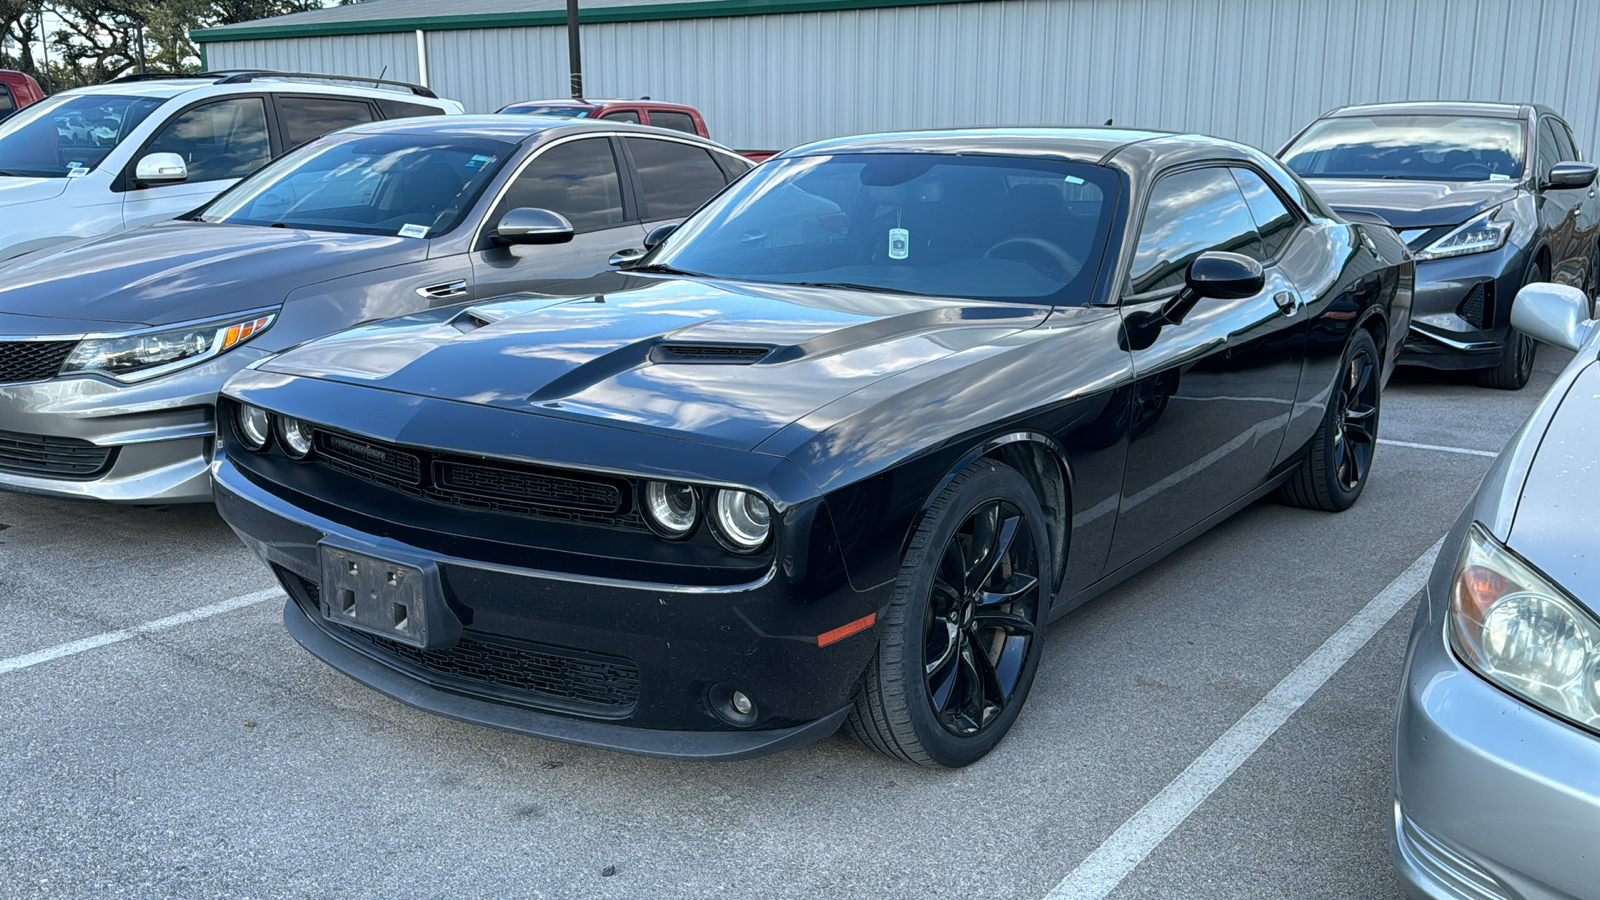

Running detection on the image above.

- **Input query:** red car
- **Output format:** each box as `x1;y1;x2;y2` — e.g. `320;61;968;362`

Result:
498;98;776;161
0;70;44;122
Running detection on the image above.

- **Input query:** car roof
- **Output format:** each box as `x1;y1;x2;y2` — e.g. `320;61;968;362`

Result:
780;127;1272;166
52;74;448;105
342;113;719;143
1323;100;1544;120
503;98;697;111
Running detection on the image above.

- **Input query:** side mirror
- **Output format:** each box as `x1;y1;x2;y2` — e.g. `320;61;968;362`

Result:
643;222;678;250
1541;162;1598;191
134;152;188;187
1159;251;1265;325
492;207;574;245
1511;282;1594;352
609;248;646;267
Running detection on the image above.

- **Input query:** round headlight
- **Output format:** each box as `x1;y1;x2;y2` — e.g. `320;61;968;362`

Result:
278;416;314;459
643;481;698;538
712;489;772;552
236;404;271;450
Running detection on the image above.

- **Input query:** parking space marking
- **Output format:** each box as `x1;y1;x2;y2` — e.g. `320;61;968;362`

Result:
1043;537;1444;900
1378;438;1498;458
0;587;282;676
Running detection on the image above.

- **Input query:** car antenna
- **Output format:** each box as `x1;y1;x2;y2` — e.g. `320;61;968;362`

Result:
1104;117;1114;126
373;65;388;88
640;95;650;100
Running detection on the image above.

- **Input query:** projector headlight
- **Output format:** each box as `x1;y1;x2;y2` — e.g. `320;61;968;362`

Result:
278;416;314;459
236;404;272;450
711;489;772;552
1448;523;1600;732
61;312;275;383
642;480;699;538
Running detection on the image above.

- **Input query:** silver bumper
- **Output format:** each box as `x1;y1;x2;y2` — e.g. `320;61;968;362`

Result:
0;348;269;503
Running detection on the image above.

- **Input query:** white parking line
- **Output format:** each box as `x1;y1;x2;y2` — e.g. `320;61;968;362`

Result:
1378;438;1498;458
0;587;282;676
1044;537;1444;900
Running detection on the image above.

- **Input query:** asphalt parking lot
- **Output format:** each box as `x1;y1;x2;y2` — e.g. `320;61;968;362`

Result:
0;346;1572;900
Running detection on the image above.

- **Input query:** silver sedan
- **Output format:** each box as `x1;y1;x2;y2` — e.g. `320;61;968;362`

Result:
1394;281;1600;899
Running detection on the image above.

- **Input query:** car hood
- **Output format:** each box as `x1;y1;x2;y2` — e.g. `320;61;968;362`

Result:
259;278;1047;450
1304;177;1520;230
0;174;68;208
0;221;422;330
1507;360;1600;608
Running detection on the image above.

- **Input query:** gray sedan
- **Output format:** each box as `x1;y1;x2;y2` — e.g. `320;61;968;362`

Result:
0;115;751;502
1394;282;1600;899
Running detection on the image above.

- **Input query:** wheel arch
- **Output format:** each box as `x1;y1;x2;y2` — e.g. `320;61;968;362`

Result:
907;432;1073;596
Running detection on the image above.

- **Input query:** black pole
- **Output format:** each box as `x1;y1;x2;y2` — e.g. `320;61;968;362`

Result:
566;0;582;99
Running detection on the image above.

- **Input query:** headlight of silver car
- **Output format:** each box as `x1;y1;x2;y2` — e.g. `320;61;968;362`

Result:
1447;522;1600;731
60;312;276;383
1412;206;1511;261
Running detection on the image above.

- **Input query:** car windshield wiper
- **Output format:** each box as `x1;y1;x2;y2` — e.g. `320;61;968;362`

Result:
629;263;707;277
789;281;926;296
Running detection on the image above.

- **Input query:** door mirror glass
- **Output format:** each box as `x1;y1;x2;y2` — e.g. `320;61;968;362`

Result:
1511;282;1594;352
134;152;189;187
644;222;677;250
493;207;574;245
1186;251;1265;299
1543;162;1598;191
609;247;647;267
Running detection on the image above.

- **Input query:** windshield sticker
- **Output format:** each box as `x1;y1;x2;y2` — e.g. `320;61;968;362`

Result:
465;154;496;169
1489;173;1511;181
66;162;89;175
1065;175;1086;184
399;224;430;239
888;227;909;260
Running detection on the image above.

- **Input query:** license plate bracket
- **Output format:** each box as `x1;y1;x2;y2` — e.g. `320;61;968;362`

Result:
317;538;458;649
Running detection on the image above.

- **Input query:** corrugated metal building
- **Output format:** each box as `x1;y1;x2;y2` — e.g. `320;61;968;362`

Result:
194;0;1600;159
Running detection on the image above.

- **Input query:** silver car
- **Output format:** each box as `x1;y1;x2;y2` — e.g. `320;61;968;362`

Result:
0;115;752;502
1394;282;1600;899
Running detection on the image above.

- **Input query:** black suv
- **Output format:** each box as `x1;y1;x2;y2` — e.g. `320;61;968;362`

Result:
1281;101;1598;389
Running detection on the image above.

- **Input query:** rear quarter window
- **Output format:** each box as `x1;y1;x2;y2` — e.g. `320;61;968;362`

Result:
648;111;700;135
376;98;447;120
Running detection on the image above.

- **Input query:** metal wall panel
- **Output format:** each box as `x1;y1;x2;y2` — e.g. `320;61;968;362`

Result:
206;0;1600;162
206;34;420;86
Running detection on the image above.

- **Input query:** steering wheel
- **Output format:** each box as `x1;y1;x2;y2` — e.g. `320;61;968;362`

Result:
983;237;1080;283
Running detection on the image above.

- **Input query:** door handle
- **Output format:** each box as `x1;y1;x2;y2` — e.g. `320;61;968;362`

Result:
1273;291;1299;316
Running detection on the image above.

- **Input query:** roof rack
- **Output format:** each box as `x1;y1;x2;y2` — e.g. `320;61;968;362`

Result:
108;70;438;99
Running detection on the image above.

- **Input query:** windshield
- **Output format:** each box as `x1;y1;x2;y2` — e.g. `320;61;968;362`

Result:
650;153;1120;305
501;106;590;118
0;93;165;177
1281;115;1526;182
199;133;514;237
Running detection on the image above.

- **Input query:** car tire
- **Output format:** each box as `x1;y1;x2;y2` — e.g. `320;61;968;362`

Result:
1279;329;1381;512
846;459;1050;767
1477;264;1543;390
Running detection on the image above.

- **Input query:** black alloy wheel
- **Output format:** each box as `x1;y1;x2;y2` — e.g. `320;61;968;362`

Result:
923;497;1041;736
847;459;1050;767
1280;329;1381;512
1478;263;1544;390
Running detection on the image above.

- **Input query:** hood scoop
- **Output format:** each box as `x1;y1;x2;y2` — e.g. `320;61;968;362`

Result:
650;344;773;365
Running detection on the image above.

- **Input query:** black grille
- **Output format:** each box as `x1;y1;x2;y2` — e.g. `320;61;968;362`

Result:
652;344;771;364
312;427;645;529
1457;282;1493;329
0;429;115;478
301;578;640;713
0;340;76;384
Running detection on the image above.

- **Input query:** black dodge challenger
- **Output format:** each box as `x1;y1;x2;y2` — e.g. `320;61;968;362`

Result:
213;128;1413;767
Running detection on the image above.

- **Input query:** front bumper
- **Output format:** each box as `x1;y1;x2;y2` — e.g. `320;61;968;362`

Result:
0;348;268;503
213;451;887;760
1399;249;1531;371
1393;583;1600;900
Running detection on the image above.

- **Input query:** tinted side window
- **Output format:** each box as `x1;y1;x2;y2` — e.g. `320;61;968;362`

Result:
277;96;376;150
1128;167;1261;295
715;152;754;181
649;111;699;135
1231;168;1298;259
0;85;14;115
1537;120;1561;181
625;137;728;220
146;97;271;183
376;98;445;120
599;110;640;124
494;137;625;233
1552;120;1580;162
